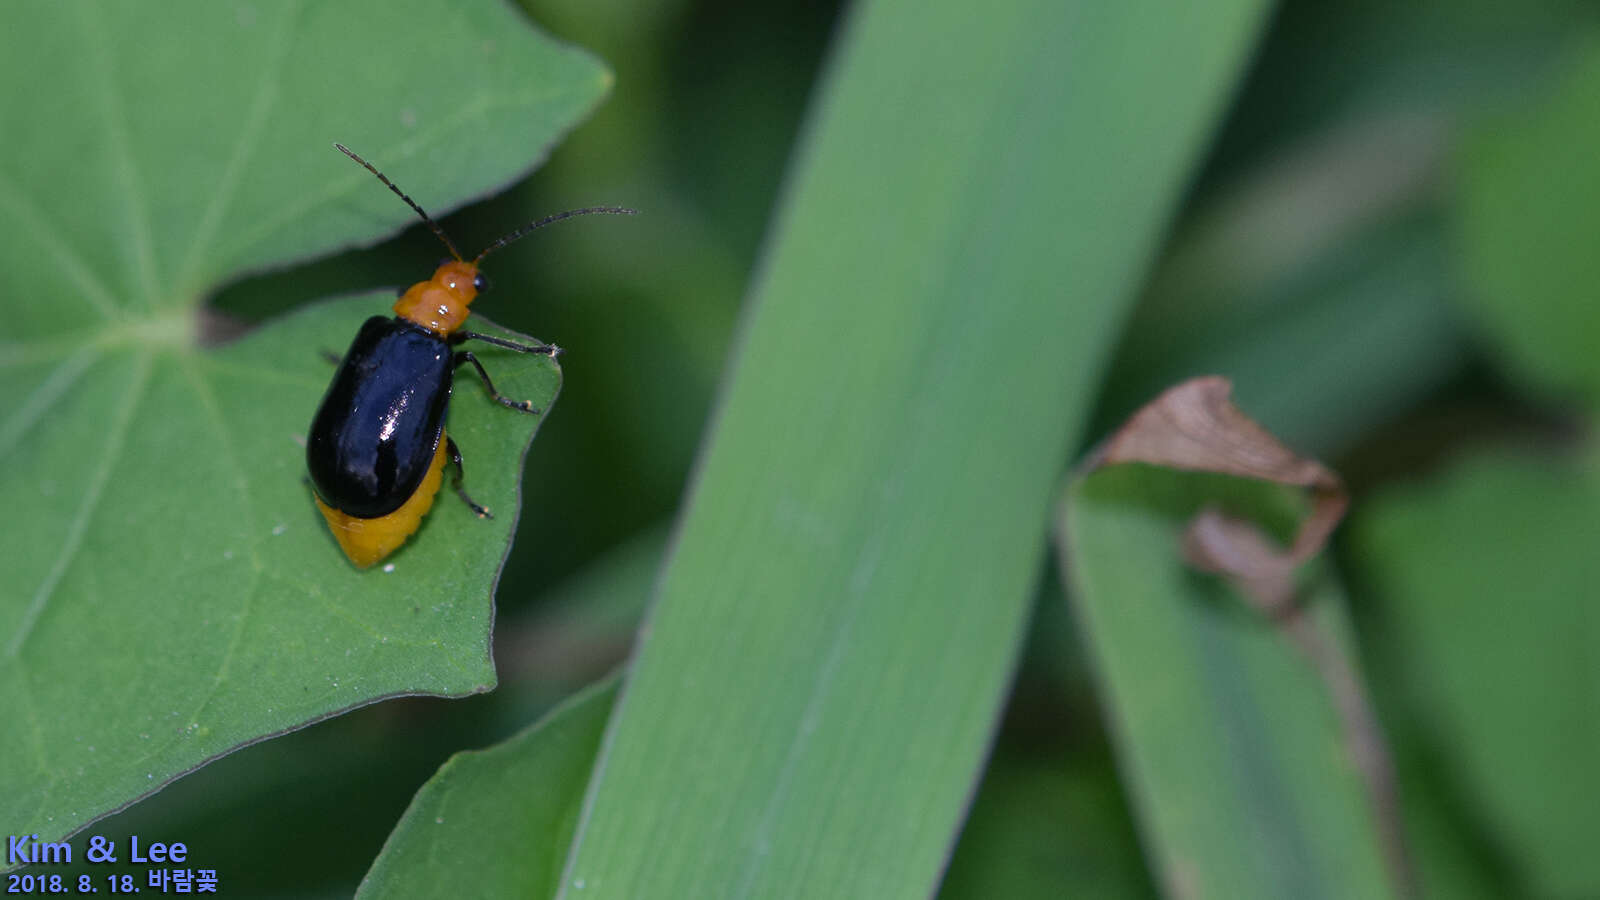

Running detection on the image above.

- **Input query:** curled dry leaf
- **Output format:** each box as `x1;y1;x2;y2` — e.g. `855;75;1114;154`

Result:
1088;375;1348;612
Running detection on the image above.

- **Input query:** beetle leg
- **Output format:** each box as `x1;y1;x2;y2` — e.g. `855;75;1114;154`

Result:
454;350;541;414
319;349;342;365
453;330;562;358
446;436;492;519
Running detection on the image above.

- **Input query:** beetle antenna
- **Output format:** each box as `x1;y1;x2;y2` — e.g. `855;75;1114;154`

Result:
473;207;637;265
334;143;464;262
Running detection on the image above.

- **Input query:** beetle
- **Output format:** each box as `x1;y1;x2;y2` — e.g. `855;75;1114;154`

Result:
307;143;632;568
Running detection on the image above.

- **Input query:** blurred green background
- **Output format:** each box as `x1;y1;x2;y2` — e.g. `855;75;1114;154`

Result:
34;0;1599;896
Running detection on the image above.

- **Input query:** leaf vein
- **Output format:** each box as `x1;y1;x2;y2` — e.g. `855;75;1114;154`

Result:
0;345;102;461
171;0;305;297
150;358;270;748
7;658;54;779
6;352;152;659
0;173;122;322
73;0;161;311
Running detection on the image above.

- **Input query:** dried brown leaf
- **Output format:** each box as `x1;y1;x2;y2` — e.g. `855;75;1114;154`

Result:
1088;375;1348;611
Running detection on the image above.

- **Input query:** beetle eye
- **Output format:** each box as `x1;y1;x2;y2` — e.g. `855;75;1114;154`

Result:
473;272;490;292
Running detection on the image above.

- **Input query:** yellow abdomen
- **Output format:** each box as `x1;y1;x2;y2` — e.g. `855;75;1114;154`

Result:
313;434;450;568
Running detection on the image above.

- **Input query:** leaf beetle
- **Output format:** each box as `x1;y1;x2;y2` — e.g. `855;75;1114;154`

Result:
307;143;632;568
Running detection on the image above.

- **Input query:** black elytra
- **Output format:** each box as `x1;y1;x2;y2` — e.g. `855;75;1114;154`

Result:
307;316;453;519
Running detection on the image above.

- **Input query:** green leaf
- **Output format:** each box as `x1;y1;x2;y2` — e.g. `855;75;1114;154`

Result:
357;678;618;899
0;0;609;315
1354;454;1600;897
1060;466;1396;900
10;534;648;896
1457;37;1600;413
0;298;560;847
552;0;1270;896
0;0;605;850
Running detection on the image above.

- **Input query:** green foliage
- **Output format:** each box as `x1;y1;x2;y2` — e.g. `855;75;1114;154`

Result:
1356;456;1600;897
5;0;1598;895
1458;40;1600;413
1357;33;1600;898
0;0;603;848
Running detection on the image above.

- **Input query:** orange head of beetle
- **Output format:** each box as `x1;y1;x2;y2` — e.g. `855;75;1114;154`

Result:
394;260;483;336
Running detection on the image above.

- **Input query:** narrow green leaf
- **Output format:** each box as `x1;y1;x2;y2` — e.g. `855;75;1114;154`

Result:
0;0;606;849
1060;466;1396;900
1354;454;1600;898
357;678;618;899
1457;38;1600;413
555;0;1270;896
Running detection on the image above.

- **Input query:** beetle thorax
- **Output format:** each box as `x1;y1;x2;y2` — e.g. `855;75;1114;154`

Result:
394;260;480;336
